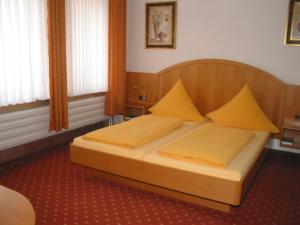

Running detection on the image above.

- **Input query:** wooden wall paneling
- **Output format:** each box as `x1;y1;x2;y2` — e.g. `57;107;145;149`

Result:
285;85;300;118
196;64;217;114
126;72;158;106
158;70;179;98
157;59;286;130
214;63;239;109
126;59;286;132
179;65;199;103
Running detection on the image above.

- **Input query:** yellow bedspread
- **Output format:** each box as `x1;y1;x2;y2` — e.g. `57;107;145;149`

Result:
158;123;254;167
83;115;183;148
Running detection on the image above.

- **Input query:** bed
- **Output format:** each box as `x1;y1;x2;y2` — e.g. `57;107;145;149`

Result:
70;59;286;212
72;120;201;160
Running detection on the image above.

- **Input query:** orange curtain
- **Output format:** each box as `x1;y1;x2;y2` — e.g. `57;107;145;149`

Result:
105;0;127;116
48;0;68;131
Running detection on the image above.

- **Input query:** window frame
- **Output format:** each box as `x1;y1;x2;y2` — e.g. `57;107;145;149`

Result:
0;92;107;114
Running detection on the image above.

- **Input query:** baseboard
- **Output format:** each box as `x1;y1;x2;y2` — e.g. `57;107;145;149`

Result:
267;138;300;154
0;120;108;165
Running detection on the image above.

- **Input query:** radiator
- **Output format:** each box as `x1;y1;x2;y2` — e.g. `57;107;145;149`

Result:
0;96;107;151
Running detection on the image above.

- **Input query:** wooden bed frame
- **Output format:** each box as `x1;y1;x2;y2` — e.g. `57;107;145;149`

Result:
70;59;286;212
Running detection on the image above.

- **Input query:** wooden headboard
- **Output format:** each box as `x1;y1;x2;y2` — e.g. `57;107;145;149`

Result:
157;59;286;129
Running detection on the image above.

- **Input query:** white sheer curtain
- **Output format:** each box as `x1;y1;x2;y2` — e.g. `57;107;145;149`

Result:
66;0;109;96
0;0;49;107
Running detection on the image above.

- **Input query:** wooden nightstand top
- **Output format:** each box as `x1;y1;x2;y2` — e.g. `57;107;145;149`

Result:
123;103;153;121
283;117;300;130
124;103;152;109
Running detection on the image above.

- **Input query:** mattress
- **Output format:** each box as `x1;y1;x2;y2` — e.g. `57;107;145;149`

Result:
144;128;269;181
72;121;201;160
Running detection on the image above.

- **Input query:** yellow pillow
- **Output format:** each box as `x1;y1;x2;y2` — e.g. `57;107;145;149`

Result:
149;79;204;122
207;85;279;133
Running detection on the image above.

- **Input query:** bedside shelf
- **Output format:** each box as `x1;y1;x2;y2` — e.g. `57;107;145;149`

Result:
280;117;300;149
123;103;151;121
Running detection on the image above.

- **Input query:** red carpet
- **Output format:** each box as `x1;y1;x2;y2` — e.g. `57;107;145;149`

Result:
0;146;299;225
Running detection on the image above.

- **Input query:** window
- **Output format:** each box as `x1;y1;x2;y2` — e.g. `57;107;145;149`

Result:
66;0;109;96
0;0;49;107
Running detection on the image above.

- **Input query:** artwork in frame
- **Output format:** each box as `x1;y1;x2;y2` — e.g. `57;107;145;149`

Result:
145;1;177;49
285;0;300;46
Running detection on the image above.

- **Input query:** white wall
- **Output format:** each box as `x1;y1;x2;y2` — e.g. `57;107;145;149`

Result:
127;0;300;85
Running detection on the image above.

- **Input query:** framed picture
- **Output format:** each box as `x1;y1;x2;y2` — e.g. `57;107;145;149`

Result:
285;0;300;46
145;1;177;48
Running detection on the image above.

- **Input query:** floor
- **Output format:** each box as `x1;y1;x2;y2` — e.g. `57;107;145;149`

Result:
0;146;299;225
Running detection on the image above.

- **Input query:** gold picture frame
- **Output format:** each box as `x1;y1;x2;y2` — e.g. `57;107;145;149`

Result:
285;0;300;46
145;1;177;49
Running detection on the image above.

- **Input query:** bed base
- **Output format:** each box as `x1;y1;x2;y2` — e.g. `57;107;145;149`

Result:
70;144;269;212
93;169;232;212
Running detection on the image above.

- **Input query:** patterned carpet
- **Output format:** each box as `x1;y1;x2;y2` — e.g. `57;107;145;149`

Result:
0;146;299;225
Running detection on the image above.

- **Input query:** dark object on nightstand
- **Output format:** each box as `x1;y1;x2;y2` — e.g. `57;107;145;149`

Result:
139;95;148;101
294;114;300;120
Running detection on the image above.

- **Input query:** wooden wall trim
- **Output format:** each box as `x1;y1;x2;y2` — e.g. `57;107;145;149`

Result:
0;120;108;165
158;59;285;86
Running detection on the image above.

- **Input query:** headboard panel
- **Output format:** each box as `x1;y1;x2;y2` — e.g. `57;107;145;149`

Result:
158;59;286;129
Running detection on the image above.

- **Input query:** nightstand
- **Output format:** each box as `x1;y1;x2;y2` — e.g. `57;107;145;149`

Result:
123;103;151;120
280;117;300;149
